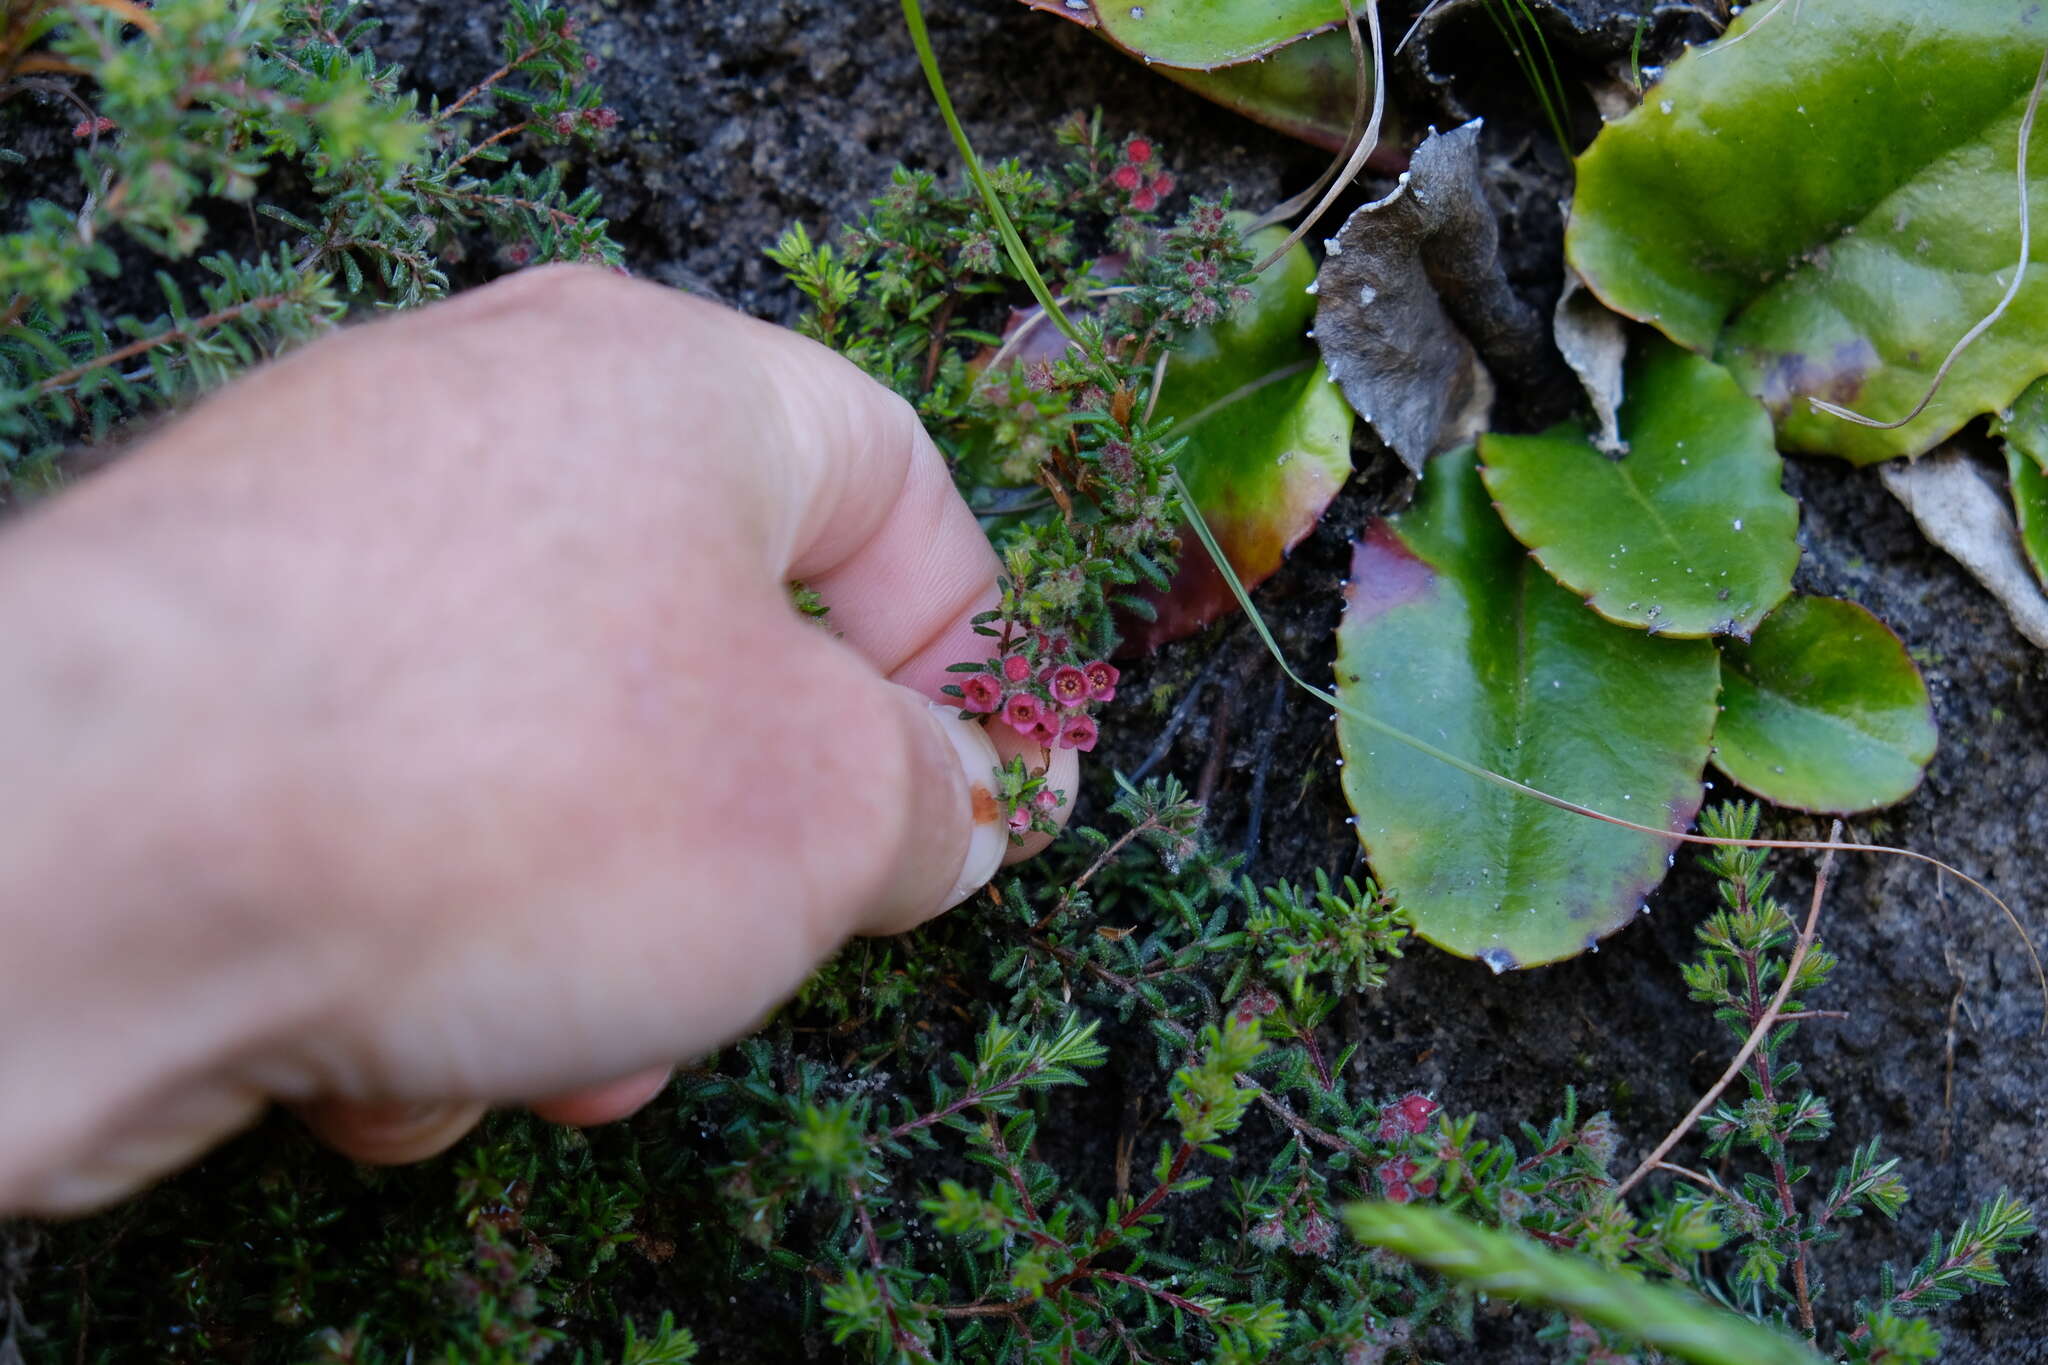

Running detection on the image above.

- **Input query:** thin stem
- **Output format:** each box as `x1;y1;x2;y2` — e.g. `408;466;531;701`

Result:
428;187;582;229
1615;824;1843;1200
980;286;1139;375
885;1060;1052;1142
444;117;533;173
1095;1269;1214;1318
1246;0;1372;234
900;0;1080;344
435;38;546;123
848;1178;938;1362
1030;935;1365;1160
1653;1160;1735;1202
33;294;296;392
1253;0;1385;273
1033;816;1166;929
1736;906;1815;1333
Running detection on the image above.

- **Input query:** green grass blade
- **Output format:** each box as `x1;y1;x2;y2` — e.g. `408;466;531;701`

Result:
1346;1203;1825;1365
899;0;1081;344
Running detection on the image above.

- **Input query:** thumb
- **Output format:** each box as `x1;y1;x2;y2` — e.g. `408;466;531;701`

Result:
805;646;1074;938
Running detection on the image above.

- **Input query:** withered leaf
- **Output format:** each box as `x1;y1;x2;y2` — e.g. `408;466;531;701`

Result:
1314;118;1553;474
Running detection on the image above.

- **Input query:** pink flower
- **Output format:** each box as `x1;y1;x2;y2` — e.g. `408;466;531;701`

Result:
1083;660;1119;702
960;674;1002;713
1149;172;1175;199
1378;1159;1437;1202
1002;693;1045;735
1007;806;1033;834
1290;1212;1337;1259
1030;716;1062;746
1129;187;1158;213
1376;1158;1424;1204
583;106;622;131
1032;786;1061;812
1057;713;1099;752
1001;654;1032;684
1376;1092;1440;1141
1124;136;1153;164
1233;985;1279;1022
1111;163;1142;191
1049;665;1090;707
1577;1113;1619;1168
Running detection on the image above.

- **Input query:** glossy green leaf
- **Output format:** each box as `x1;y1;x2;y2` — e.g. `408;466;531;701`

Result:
1020;2;1408;159
1997;373;2048;476
1568;0;2048;463
1018;0;1348;69
2011;443;2048;588
1160;26;1392;154
1712;595;1936;814
1345;1204;1825;1365
1479;334;1798;639
1992;375;2048;587
1334;447;1719;968
1124;224;1353;651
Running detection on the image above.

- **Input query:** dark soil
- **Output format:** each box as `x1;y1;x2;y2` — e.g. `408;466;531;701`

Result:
15;0;2048;1360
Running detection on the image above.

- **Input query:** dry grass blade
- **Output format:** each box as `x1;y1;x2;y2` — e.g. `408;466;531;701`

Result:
1701;0;1802;56
1807;47;2047;431
1393;0;1453;57
1615;824;1841;1198
1254;0;1386;273
1247;0;1371;234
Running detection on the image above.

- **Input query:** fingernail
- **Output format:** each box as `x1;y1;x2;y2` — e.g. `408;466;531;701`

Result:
927;702;1008;911
343;1100;458;1136
299;1099;489;1166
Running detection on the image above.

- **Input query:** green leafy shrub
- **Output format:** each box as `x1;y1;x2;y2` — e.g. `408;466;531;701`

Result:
0;0;619;490
12;787;2031;1361
769;109;1254;674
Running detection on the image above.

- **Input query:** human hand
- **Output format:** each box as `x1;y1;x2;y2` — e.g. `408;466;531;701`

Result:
0;266;1078;1214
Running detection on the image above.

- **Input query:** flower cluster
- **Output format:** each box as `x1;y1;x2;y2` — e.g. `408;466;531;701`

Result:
1108;135;1176;213
1375;1156;1439;1205
946;636;1118;753
1147;197;1257;329
1376;1091;1440;1141
548;105;621;136
990;753;1066;842
1374;1092;1443;1203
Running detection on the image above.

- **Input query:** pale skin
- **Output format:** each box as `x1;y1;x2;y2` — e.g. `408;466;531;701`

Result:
0;265;1078;1216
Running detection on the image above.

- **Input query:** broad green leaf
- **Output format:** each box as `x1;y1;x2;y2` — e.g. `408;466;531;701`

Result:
1568;0;2048;463
1126;223;1352;651
1018;3;1408;158
1480;335;1798;639
1712;595;1936;814
1334;447;1719;968
1018;0;1347;69
1345;1204;1826;1365
1162;26;1397;154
